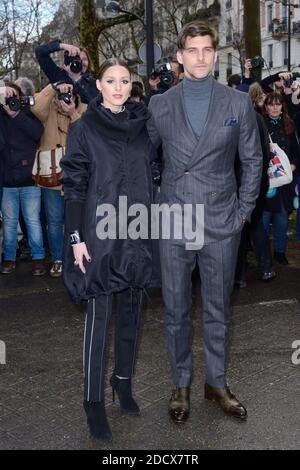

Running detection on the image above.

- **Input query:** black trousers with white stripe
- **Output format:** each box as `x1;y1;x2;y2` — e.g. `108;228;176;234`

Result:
83;288;143;402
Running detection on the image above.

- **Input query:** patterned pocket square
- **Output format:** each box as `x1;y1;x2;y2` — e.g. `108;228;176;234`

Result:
224;117;238;126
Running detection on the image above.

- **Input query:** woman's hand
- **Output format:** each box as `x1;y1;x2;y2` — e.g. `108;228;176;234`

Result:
60;43;81;57
72;242;91;274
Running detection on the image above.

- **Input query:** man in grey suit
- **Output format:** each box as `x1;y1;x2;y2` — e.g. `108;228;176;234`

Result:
147;21;263;423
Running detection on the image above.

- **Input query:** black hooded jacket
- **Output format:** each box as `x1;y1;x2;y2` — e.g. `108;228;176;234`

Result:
61;98;159;303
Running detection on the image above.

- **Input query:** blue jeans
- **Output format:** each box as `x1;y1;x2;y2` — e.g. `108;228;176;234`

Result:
296;176;300;242
1;186;44;261
263;200;288;253
41;188;64;261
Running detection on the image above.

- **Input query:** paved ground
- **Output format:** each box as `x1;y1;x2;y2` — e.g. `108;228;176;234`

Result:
0;242;299;450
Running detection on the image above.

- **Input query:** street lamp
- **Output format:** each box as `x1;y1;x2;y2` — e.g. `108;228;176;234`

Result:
105;1;145;25
105;0;154;79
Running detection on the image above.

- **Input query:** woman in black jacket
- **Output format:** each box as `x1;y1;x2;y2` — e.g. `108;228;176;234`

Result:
262;92;299;265
61;58;158;441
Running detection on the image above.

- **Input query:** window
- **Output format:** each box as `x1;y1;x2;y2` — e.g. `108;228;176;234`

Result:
268;4;273;32
268;44;273;68
226;0;232;10
283;41;288;65
226;20;233;43
282;3;288;20
227;53;233;77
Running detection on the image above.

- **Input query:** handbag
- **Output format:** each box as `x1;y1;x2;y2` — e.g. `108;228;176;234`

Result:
32;146;64;188
267;135;293;189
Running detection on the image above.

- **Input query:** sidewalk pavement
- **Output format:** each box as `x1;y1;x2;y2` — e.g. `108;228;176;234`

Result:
0;242;299;450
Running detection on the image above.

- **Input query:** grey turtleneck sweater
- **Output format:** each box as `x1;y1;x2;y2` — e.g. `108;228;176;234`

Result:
182;74;214;138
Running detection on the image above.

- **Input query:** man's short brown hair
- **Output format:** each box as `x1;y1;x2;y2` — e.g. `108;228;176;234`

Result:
177;21;219;51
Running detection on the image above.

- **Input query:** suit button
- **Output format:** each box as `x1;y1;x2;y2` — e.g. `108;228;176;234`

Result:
210;191;217;197
185;171;189;174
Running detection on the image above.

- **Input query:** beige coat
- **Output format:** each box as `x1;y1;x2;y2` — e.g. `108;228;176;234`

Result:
31;84;87;189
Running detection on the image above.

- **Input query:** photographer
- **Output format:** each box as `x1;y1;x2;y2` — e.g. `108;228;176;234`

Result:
144;60;181;106
0;84;45;275
227;59;256;93
260;70;294;95
35;40;98;104
31;82;87;277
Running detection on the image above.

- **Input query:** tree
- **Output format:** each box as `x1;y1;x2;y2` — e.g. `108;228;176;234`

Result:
244;0;262;80
0;0;59;80
78;0;144;75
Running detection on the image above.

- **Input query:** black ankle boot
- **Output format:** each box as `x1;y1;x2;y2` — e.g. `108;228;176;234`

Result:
83;400;112;441
110;374;140;415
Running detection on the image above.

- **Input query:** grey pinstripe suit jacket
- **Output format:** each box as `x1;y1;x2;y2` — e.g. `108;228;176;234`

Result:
147;78;263;245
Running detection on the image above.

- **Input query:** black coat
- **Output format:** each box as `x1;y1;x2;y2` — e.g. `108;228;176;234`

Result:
251;113;271;223
263;115;299;213
0;107;44;187
61;99;160;303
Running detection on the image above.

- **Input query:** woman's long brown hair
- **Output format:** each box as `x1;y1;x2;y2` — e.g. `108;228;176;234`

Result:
263;92;294;135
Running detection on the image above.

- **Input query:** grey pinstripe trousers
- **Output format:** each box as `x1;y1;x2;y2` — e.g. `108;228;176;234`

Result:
160;233;241;389
83;288;143;402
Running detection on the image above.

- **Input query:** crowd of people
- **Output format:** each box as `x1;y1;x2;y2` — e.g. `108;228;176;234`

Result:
0;20;299;442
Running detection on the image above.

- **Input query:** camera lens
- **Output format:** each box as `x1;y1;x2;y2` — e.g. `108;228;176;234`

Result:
6;96;20;112
70;59;83;74
161;73;174;86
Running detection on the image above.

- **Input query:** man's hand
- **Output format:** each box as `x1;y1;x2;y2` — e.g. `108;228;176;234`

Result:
244;59;252;79
0;86;17;98
2;104;20;118
149;76;160;91
55;83;73;94
60;100;76;116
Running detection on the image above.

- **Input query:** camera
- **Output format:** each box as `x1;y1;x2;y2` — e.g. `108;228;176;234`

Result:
64;51;83;74
150;63;175;88
283;72;300;88
57;91;73;105
5;95;34;112
251;56;265;70
284;78;293;88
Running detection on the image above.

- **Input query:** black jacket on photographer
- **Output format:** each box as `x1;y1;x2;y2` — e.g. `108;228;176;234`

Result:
0;112;6;187
144;82;171;106
35;40;98;104
0;106;43;187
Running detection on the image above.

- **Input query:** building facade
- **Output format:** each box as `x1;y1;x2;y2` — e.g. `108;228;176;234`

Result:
8;0;300;88
218;0;300;84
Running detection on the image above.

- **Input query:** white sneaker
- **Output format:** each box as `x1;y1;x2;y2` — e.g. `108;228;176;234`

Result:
50;260;62;277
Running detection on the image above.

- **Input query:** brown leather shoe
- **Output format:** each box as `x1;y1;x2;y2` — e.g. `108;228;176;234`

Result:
32;259;46;276
168;387;190;424
0;260;16;274
204;383;247;420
